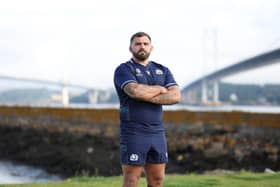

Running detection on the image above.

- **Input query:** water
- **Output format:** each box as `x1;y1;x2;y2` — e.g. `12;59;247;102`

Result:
163;104;280;113
65;103;280;114
14;103;279;114
0;161;61;184
2;102;280;113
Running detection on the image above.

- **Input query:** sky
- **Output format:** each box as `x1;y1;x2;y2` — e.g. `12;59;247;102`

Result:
1;0;280;90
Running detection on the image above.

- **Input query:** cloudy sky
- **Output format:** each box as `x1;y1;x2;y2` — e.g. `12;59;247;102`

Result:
1;0;280;89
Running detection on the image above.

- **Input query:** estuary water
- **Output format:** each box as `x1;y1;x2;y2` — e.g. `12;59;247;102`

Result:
64;103;280;114
0;161;61;184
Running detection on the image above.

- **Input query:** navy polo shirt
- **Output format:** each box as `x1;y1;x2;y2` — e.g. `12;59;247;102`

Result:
114;59;177;135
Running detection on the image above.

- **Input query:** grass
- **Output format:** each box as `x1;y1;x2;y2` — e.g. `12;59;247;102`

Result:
1;172;280;187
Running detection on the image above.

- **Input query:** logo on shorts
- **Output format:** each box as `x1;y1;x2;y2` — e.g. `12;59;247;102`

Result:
130;154;139;161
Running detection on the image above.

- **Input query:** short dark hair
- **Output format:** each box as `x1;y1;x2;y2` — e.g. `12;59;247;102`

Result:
130;32;151;44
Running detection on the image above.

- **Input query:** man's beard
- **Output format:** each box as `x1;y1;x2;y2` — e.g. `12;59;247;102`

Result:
132;50;150;61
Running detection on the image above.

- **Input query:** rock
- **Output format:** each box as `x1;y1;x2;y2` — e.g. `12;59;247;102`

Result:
265;144;278;155
187;123;204;135
176;154;184;161
87;147;94;154
204;142;227;158
234;148;245;162
188;138;209;151
225;136;237;148
268;154;278;162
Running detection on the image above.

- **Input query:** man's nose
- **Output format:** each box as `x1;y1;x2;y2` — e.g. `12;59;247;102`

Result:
139;43;145;48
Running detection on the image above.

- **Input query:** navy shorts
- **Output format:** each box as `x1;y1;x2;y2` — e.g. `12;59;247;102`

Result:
120;133;168;165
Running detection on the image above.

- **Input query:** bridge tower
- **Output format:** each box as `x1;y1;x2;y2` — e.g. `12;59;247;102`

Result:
87;89;99;104
62;85;69;107
201;79;208;103
200;80;220;105
200;28;220;105
213;80;219;103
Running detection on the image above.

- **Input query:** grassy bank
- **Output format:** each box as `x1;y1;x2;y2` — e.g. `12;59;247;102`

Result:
2;172;280;187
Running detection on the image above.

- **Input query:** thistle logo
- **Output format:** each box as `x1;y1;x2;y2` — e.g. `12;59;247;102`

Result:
130;154;139;161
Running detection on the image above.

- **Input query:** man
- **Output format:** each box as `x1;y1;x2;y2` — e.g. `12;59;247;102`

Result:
114;32;181;187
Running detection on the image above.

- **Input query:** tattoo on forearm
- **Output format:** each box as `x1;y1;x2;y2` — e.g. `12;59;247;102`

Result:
126;85;133;93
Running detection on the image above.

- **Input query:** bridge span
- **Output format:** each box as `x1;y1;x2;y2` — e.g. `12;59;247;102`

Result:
183;48;280;104
0;75;98;106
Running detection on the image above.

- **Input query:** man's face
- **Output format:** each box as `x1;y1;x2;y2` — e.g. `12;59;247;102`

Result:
129;36;153;61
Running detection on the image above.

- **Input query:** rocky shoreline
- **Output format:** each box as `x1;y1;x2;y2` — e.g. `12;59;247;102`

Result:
0;106;279;177
0;124;120;177
1;122;280;177
166;122;280;174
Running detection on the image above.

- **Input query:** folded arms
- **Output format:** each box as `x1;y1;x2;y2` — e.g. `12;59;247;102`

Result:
123;82;181;105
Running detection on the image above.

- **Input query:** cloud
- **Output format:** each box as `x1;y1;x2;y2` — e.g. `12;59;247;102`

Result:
1;0;280;89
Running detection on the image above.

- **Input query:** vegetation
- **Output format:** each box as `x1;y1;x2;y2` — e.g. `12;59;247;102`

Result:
2;172;280;187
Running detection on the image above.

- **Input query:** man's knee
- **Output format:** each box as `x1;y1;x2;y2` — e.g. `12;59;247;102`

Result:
147;175;164;187
123;173;140;187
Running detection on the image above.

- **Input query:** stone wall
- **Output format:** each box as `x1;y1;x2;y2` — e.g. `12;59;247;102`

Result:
0;106;280;177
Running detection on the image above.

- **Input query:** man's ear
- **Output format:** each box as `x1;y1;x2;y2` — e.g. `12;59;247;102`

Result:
151;45;154;52
129;46;132;52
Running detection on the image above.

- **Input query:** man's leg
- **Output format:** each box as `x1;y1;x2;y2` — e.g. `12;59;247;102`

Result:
144;163;165;187
122;165;143;187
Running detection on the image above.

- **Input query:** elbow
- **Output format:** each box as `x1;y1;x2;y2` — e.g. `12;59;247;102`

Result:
124;83;140;99
167;86;181;104
128;88;139;99
173;92;181;104
168;92;181;105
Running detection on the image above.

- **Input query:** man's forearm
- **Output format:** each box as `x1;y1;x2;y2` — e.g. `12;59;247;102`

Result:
124;83;167;101
150;86;181;105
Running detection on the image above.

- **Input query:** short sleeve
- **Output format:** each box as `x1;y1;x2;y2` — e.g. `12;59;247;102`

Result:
164;67;178;88
114;63;137;90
